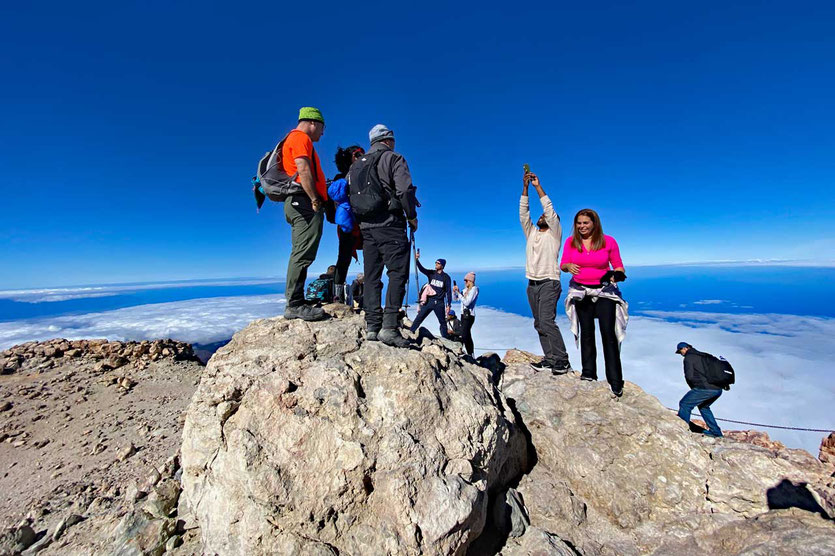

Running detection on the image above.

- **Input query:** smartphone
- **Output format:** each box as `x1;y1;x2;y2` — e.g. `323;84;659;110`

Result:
453;280;457;286
523;163;530;173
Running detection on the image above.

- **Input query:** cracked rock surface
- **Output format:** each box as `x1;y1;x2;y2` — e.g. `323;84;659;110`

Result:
181;306;527;555
499;349;835;555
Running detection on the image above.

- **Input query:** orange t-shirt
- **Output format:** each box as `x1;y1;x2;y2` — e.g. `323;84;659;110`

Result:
281;129;327;200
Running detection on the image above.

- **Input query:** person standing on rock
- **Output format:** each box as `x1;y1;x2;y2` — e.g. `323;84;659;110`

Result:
676;342;726;437
329;145;365;303
520;170;572;375
409;254;453;340
561;209;628;397
348;124;418;347
452;272;478;356
282;107;329;322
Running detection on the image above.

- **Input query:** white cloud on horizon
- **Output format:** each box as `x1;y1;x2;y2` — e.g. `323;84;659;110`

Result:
0;295;285;348
1;296;831;454
0;279;282;303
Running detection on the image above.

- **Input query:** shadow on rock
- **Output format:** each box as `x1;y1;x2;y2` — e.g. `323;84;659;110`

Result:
767;479;831;519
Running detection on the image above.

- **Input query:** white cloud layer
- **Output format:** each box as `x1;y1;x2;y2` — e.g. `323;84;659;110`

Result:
1;296;831;453
409;306;835;454
0;279;280;303
0;295;285;348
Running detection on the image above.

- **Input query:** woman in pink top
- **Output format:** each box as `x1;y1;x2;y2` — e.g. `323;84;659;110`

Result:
560;209;627;396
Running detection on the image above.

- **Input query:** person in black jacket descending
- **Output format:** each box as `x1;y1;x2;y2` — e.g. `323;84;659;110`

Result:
676;342;725;437
409;252;452;339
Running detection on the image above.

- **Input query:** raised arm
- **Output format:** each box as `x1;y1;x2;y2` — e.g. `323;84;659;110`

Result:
531;174;562;244
415;256;433;278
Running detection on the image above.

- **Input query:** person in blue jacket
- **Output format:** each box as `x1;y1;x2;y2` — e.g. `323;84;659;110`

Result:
328;146;364;302
409;252;452;338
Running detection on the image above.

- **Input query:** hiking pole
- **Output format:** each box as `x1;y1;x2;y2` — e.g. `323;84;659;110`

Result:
411;229;421;305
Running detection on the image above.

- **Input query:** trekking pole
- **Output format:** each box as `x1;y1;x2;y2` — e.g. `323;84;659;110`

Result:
411;229;421;304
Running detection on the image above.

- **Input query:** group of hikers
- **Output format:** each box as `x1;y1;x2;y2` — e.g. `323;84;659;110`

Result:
257;106;734;438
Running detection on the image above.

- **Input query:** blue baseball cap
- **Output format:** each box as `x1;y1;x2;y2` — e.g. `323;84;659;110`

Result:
676;342;692;353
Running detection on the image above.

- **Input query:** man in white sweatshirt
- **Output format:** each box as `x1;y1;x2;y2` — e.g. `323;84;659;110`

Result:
520;171;572;374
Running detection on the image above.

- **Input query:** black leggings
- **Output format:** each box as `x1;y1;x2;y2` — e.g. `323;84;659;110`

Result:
334;228;354;285
461;313;475;355
575;296;623;391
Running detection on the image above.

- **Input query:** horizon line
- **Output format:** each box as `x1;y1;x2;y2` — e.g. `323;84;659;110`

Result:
1;258;834;293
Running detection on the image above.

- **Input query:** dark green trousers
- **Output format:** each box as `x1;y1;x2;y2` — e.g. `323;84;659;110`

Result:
284;196;323;307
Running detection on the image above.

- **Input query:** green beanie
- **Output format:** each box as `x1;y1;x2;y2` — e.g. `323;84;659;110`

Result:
298;106;324;124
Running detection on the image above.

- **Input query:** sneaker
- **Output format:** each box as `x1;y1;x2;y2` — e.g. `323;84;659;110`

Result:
580;376;595;382
551;361;572;375
530;361;553;372
284;304;327;322
611;386;623;398
378;328;411;348
366;330;379;342
703;430;723;438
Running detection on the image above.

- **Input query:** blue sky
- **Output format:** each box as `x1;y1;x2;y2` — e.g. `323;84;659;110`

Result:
2;1;834;289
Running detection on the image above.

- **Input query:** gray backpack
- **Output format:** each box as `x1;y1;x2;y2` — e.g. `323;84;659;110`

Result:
252;135;309;211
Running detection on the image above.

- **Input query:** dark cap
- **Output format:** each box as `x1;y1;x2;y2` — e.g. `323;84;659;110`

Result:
676;342;692;354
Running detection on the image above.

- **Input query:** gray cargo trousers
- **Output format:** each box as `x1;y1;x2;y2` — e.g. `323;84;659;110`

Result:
526;279;570;366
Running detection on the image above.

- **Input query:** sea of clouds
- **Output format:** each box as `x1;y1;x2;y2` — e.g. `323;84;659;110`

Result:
0;279;279;303
1;294;832;453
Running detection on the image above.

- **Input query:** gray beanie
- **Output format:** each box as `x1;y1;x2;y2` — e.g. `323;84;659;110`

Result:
369;124;395;144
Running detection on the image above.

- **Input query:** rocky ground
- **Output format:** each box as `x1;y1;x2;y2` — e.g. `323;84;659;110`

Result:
1;311;834;555
0;339;203;555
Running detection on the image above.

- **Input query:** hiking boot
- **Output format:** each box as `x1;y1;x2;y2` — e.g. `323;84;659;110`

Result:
284;304;327;322
530;361;553;373
378;328;411;348
551;361;573;375
366;330;379;342
611;386;624;398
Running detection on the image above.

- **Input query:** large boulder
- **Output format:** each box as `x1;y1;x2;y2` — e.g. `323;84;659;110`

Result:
180;311;527;555
500;351;835;555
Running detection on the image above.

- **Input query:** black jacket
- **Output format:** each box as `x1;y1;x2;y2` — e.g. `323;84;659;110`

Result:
683;349;722;390
357;142;419;229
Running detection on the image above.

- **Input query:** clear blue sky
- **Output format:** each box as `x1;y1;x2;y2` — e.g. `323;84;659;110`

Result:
2;1;834;289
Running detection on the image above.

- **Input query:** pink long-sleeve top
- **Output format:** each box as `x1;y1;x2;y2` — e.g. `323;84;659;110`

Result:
560;235;624;286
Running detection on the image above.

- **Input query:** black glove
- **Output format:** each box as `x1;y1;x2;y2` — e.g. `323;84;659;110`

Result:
600;270;627;286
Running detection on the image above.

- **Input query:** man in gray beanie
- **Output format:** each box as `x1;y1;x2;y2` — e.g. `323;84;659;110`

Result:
347;124;419;347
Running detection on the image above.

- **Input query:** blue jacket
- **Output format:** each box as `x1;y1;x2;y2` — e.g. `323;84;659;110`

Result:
328;178;355;233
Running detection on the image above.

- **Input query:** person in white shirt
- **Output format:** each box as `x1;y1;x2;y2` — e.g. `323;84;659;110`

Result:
452;272;479;355
520;171;572;374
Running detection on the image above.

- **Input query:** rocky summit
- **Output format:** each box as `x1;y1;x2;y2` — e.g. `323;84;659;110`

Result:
180;305;528;555
2;307;834;555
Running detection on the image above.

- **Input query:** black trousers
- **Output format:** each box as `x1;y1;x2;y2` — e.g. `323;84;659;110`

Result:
334;227;354;286
361;225;409;332
410;297;450;338
461;313;475;355
575;296;623;390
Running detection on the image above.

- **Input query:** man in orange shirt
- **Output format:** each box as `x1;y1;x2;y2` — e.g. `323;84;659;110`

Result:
282;107;329;321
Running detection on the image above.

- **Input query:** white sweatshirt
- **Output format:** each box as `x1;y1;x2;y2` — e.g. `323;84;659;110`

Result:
520;195;563;281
